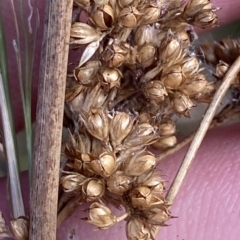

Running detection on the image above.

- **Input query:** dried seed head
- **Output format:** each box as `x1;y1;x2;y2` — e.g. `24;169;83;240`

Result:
122;123;159;149
130;185;165;209
119;7;141;28
158;118;176;136
82;178;105;201
60;173;86;192
161;65;184;89
90;152;117;177
70;22;101;44
123;149;156;177
192;9;218;29
160;32;183;62
110;112;135;148
102;40;130;67
184;0;212;16
126;218;152;240
215;60;229;78
107;170;132;195
100;67;123;89
146;205;171;225
145;175;165;193
171;92;194;117
144;81;168;105
151;135;177;150
176;30;190;47
74;0;91;10
139;5;160;25
81;108;110;142
138;112;151;123
87;202;117;229
134;25;155;46
179;73;208;97
74;61;101;85
194;82;216;103
10;217;29;240
118;0;135;8
182;57;200;75
90;5;115;30
137;44;156;68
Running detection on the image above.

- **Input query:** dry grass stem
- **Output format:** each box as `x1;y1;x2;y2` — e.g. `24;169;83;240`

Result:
0;72;25;218
154;55;240;238
29;0;73;239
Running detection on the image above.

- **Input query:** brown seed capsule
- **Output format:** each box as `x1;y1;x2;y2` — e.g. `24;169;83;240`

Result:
184;0;212;17
118;0;134;8
179;73;208;97
126;218;152;240
215;60;229;78
146;205;171;225
82;178;105;202
70;22;101;45
123;149;156;177
130;185;165;209
161;65;184;89
182;57;200;75
107;170;132;195
192;9;218;29
74;61;101;85
122;123;159;149
87;202;117;229
160;32;183;62
134;25;155;46
158;118;176;136
194;82;216;103
90;5;115;30
137;44;156;68
171;92;194;117
100;67;122;89
110;112;135;148
151;135;177;150
60;173;86;192
144;81;168;105
139;5;160;25
119;7;141;28
90;152;117;178
81;108;110;142
10;217;29;240
74;0;90;10
102;40;130;67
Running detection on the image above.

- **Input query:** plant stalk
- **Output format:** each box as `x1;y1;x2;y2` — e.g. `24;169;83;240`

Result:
29;0;73;239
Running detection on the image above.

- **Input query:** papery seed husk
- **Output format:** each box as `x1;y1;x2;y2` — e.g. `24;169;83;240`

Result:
119;7;141;28
107;171;132;195
70;22;101;44
81;108;110;142
146;205;171;225
91;5;115;30
123;149;156;176
161;64;184;89
122;123;159;149
194;82;217;103
126;218;152;240
82;178;105;201
101;67;123;89
74;61;101;85
137;44;156;68
90;152;117;177
134;25;155;46
171;92;194;117
179;73;208;97
151;135;177;150
88;202;117;229
139;6;160;25
215;60;229;78
60;173;86;192
144;80;168;104
158;118;176;136
110;112;135;148
10;217;29;240
182;57;199;75
192;10;218;29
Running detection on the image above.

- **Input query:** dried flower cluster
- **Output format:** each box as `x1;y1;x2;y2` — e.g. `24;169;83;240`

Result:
58;0;223;239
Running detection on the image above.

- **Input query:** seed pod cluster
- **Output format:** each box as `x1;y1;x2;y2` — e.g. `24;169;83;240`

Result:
61;0;221;239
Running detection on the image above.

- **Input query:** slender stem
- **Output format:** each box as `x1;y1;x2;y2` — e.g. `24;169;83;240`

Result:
154;55;240;238
0;72;25;218
116;212;129;222
29;0;73;239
